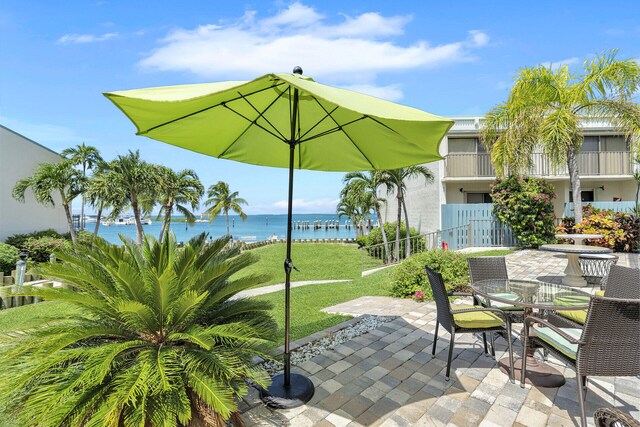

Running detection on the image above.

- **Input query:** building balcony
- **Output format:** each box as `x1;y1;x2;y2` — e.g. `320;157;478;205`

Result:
444;151;635;179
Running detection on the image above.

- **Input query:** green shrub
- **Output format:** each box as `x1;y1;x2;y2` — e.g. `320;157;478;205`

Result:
20;237;71;263
391;249;469;299
4;229;65;249
491;176;556;248
357;222;424;261
0;243;20;275
559;205;640;252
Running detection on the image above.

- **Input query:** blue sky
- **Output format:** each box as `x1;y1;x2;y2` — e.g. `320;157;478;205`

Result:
2;0;639;214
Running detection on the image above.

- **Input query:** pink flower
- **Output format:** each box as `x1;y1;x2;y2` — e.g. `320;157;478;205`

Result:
414;290;425;302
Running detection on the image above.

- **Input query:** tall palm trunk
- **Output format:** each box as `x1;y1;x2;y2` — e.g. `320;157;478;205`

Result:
80;165;87;231
402;198;411;258
61;195;77;243
567;148;583;224
373;196;391;264
159;203;172;243
395;194;402;262
131;192;144;244
94;202;103;235
225;211;230;236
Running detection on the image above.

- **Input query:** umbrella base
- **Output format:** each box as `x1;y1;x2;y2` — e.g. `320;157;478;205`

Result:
259;373;315;409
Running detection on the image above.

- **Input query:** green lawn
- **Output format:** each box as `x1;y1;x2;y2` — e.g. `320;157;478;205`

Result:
251;267;393;347
234;242;379;285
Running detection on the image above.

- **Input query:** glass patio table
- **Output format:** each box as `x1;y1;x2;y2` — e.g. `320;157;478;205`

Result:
471;279;591;387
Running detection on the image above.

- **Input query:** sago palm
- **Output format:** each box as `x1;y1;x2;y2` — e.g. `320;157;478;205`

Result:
482;50;640;223
204;181;248;237
0;233;275;427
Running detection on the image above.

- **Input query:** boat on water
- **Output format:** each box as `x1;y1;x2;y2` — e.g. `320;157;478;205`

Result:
101;217;152;226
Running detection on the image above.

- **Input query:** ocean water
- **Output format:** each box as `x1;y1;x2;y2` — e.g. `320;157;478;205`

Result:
95;214;361;244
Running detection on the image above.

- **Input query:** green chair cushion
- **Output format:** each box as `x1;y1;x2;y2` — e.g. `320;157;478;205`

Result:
556;291;602;325
534;327;582;360
452;305;504;329
557;309;587;325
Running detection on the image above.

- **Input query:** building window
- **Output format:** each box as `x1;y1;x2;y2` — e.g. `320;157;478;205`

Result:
466;192;492;204
569;190;595;203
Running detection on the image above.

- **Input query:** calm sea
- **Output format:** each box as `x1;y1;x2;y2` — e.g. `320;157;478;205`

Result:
95;214;361;244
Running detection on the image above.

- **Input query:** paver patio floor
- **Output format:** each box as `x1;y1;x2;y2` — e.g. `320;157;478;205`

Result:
241;250;640;426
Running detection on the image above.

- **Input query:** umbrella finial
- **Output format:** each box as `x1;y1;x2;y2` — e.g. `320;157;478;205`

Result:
293;66;303;75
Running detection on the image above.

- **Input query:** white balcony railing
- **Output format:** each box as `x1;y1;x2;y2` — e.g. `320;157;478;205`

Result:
445;152;633;178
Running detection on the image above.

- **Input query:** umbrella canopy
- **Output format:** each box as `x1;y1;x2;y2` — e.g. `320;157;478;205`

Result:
105;72;452;171
105;69;453;408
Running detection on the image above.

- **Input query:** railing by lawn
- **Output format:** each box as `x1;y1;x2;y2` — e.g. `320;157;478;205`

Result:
360;219;517;273
445;151;633;178
0;280;55;309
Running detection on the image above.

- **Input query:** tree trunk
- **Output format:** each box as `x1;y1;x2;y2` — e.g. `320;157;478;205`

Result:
402;198;411;258
373;197;391;264
62;198;77;244
159;204;172;243
395;194;402;262
94;203;103;235
131;192;144;244
80;165;86;231
225;211;230;236
567;148;583;224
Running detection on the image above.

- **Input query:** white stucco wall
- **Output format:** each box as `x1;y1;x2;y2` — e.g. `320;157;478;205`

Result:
0;125;68;242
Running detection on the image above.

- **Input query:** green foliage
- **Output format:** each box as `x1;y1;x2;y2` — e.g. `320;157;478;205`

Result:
19;236;71;263
4;229;64;248
0;243;20;275
491;176;556;248
391;249;470;299
0;232;275;426
558;205;640;252
357;222;422;248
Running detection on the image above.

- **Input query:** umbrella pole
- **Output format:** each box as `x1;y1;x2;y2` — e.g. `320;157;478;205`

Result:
259;82;314;409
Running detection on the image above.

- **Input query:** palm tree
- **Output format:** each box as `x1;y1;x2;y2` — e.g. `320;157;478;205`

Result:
0;232;275;426
385;166;434;259
85;161;127;235
482;50;640;223
343;171;391;263
204;181;248;237
12;161;84;243
108;150;156;244
155;166;204;242
61;143;103;230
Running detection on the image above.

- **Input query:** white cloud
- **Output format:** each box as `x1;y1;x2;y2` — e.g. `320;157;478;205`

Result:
0;116;88;151
340;83;403;101
57;32;118;44
138;3;489;98
540;57;580;70
273;198;340;213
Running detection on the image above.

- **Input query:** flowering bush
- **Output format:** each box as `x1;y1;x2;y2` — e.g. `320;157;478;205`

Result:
491;176;556;248
558;205;640;252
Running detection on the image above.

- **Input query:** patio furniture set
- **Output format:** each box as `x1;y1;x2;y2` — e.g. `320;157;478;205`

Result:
426;251;640;427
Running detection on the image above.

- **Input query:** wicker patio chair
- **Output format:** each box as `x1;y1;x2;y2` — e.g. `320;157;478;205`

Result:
551;265;640;328
426;266;514;382
594;407;640;427
522;296;640;427
467;256;525;324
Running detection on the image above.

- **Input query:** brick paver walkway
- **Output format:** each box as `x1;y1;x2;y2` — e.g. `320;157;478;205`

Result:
241;250;640;426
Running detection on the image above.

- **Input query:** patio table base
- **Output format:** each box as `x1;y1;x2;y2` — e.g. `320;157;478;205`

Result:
498;356;565;388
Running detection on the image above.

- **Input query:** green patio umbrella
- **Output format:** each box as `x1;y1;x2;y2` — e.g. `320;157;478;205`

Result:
104;67;453;408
